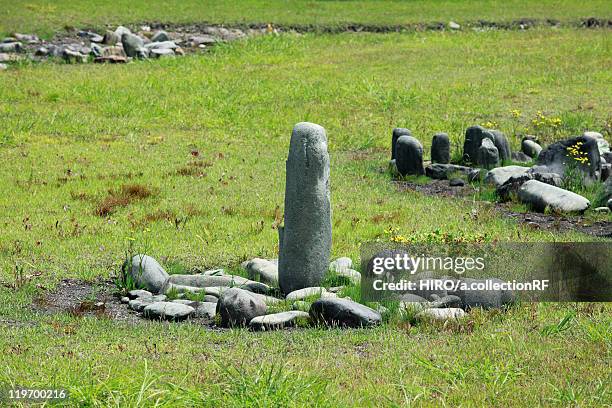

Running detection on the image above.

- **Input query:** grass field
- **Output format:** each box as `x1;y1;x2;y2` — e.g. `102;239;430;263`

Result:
1;3;611;406
1;0;611;37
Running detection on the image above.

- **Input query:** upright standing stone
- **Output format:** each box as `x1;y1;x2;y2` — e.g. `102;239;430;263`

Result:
431;133;450;164
478;138;499;169
279;123;332;294
489;130;512;162
395;136;424;176
464;125;500;165
391;128;412;159
521;139;542;158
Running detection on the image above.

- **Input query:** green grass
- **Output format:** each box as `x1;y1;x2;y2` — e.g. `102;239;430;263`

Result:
0;25;611;407
1;0;611;37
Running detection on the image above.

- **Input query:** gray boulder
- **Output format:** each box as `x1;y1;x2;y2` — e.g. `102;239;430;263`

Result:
249;311;309;331
425;163;474;180
216;287;267;327
309;298;381;328
391;128;412;159
463;126;495;164
143;302;194;321
128;295;166;312
477;138;499;169
193;302;217;319
395;135;424;176
518;180;590;213
608;198;612;211
484;165;530;188
128;255;170;294
431;133;450;164
121;33;145;58
128;289;152;299
489;130;512;162
151;30;170;42
150;48;175;58
278;122;331;294
286;287;328;301
114;26;132;38
536;135;601;183
521;139;542;158
245;258;278;286
452;278;514;309
512;151;532;163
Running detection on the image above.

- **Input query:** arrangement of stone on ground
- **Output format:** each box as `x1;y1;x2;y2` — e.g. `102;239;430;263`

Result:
118;123;515;329
0;24;267;67
390;126;612;215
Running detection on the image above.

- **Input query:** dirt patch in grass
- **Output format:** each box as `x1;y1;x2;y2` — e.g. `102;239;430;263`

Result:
397;178;612;238
175;160;212;177
31;279;217;326
95;183;155;217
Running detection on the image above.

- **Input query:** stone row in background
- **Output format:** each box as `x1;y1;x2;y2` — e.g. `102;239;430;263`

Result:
0;24;271;68
390;126;612;214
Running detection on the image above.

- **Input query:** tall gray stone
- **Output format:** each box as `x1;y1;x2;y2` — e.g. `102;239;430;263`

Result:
489;130;512;162
477;138;499;169
431;133;450;164
128;254;169;294
278;123;331;295
463;126;495;165
521;139;542;158
391;128;411;159
395;135;424;176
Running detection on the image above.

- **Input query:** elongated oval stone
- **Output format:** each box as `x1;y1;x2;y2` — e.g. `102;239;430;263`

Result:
279;122;332;294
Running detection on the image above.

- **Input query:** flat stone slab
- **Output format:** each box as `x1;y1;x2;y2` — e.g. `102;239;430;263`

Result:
286;287;328;301
143;302;194;321
309;298;381;328
484;165;530;187
518;180;590;213
249;311;310;331
128;289;152;299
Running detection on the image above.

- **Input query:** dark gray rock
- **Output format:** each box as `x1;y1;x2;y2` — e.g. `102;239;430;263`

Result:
309;298;381;328
431;133;450;164
521;139;542;158
425;163;473;180
600;163;610;182
193;302;217;318
395;135;424;176
536;135;601;183
512;151;532;163
279;122;331;294
151;30;170;42
449;178;465;187
128;255;170;294
121;33;145;58
518;180;590;213
453;278;515;309
249;311;309;331
489;130;511;162
477;138;499;169
602;152;612;164
391;128;412;159
463;126;495;164
143;302;194;321
608;198;612;211
216;287;267;327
